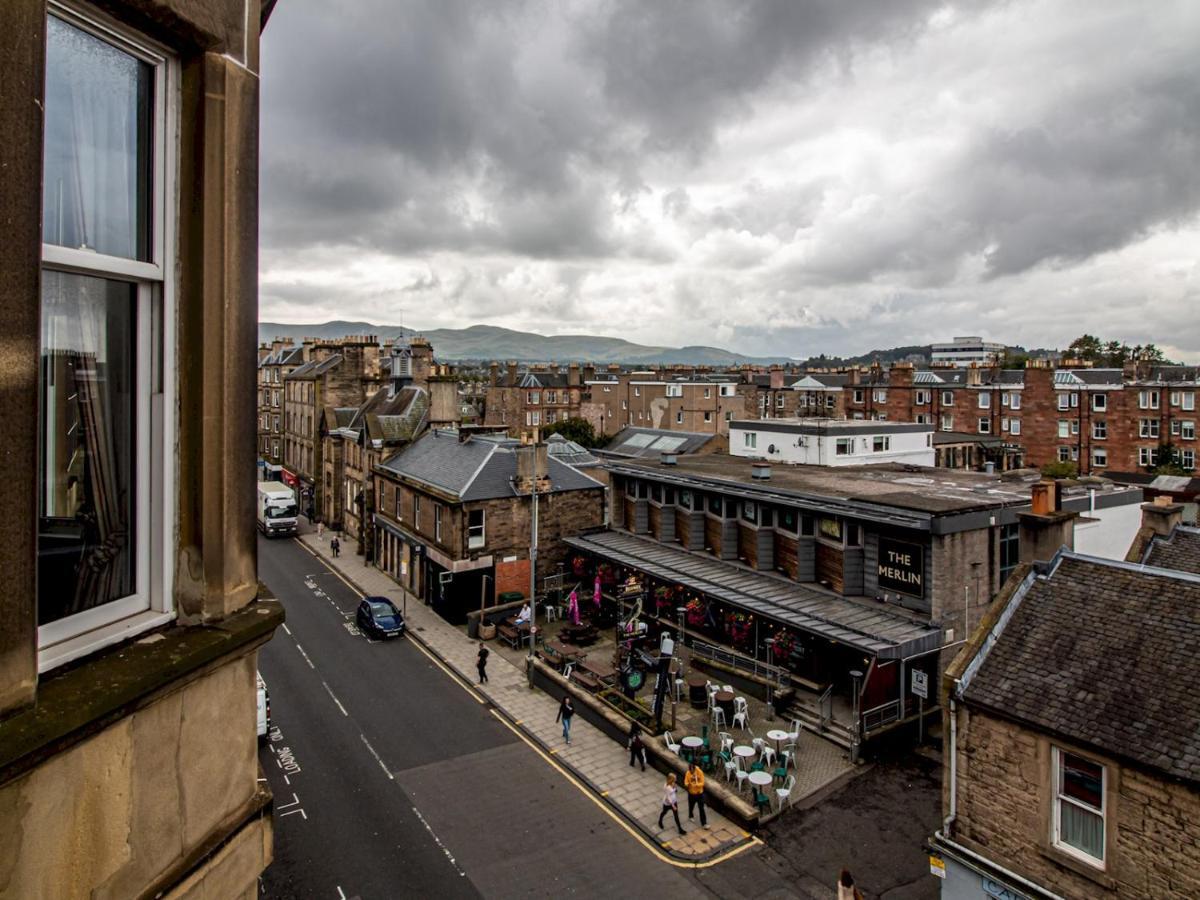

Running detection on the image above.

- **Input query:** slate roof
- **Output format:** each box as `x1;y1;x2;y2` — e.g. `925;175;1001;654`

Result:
959;552;1200;785
377;430;603;501
495;371;573;389
1142;526;1200;575
287;354;343;380
545;432;600;468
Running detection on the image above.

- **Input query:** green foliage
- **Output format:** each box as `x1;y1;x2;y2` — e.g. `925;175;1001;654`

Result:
1152;443;1189;476
541;416;605;448
1040;460;1079;479
1065;334;1171;367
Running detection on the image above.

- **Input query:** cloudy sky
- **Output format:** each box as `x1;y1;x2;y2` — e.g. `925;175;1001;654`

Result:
259;0;1200;361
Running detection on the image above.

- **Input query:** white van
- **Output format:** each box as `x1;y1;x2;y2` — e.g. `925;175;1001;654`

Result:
256;671;271;742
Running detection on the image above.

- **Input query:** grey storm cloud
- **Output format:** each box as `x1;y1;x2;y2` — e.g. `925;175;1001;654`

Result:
259;0;1200;359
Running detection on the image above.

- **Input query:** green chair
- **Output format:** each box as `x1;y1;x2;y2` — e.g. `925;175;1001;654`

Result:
751;760;765;773
754;791;771;813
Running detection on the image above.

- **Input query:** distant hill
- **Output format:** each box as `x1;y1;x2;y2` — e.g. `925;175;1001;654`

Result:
257;321;795;366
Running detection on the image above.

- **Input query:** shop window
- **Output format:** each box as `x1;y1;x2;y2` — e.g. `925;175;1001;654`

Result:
1053;749;1106;867
777;509;798;534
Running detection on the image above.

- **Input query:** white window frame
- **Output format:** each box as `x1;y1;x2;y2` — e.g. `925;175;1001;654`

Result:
1092;421;1107;440
675;410;683;424
434;505;443;542
775;394;785;408
1057;393;1070;411
1092;448;1107;468
1058;420;1070;438
1052;747;1107;868
665;384;682;398
38;5;178;672
1182;449;1195;470
1010;419;1021;436
872;436;890;452
719;384;736;397
1183;421;1196;440
978;392;991;409
744;432;757;449
853;388;865;404
703;411;713;423
978;417;990;434
467;508;486;549
1092;393;1106;411
1182;392;1196;411
872;389;887;403
1139;390;1159;410
941;390;954;406
1058;447;1071;462
915;390;929;405
835;438;852;456
940;414;953;432
1139;419;1159;439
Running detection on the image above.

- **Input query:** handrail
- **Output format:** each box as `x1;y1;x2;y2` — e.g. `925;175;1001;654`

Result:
690;639;786;685
861;699;903;733
818;684;833;731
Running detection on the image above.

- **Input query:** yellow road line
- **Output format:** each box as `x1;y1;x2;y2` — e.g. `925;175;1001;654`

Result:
487;708;762;869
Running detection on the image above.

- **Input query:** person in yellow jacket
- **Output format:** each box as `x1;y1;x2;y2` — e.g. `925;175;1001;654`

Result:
684;760;707;827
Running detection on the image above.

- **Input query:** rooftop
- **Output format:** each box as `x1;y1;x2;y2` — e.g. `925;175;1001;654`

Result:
959;551;1200;786
598;427;718;460
1141;525;1200;575
732;418;932;435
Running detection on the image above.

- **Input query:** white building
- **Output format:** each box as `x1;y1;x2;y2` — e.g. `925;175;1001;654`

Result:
730;418;935;467
930;336;1006;366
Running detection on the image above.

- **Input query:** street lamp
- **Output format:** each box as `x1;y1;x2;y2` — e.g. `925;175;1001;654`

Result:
764;638;775;721
676;606;687;679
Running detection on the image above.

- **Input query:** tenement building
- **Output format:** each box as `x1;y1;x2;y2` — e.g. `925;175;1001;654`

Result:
372;431;606;623
932;502;1200;898
257;340;304;473
483;361;587;436
567;454;1143;751
2;1;282;897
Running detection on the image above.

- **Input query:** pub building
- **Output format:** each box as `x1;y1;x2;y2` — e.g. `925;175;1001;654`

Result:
565;451;1143;750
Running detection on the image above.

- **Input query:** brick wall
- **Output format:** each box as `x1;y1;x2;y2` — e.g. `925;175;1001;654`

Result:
952;708;1200;898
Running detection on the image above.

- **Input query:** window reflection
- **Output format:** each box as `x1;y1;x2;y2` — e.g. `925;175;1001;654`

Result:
39;272;137;625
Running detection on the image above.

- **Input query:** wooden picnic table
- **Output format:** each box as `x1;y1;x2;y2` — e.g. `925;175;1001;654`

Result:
559;623;599;646
545;639;583;661
578;655;616;680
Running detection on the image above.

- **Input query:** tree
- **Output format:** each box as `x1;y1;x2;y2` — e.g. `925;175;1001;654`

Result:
1152;443;1188;476
1065;334;1104;363
1040;460;1079;479
542;416;604;448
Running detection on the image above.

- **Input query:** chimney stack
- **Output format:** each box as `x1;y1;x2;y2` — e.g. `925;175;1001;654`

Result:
568;362;581;387
966;364;982;387
489;361;499;386
507;360;518;384
1019;480;1078;565
1141;496;1184;538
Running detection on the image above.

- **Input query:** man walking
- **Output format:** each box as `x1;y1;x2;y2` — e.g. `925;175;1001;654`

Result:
477;642;489;684
331;537;340;558
684;759;708;827
555;695;575;745
628;724;647;771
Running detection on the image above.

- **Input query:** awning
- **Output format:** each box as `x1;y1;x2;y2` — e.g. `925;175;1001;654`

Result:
565;530;944;659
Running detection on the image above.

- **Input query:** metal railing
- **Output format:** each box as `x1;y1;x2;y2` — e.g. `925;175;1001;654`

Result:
818;685;833;731
861;699;903;734
690;639;786;685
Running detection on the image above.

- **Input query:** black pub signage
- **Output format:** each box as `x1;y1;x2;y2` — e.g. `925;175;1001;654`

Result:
877;537;924;597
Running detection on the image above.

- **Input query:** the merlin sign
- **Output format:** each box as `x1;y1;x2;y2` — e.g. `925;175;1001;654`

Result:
877;536;924;598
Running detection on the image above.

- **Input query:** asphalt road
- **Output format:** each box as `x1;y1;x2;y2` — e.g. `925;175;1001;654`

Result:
256;535;802;899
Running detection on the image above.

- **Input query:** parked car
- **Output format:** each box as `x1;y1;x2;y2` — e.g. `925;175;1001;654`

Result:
356;596;406;639
256;671;271;742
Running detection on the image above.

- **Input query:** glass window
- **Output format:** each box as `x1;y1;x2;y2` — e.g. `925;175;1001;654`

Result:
978;418;991;434
743;432;756;448
1058;420;1070;438
872;436;890;452
468;509;485;548
679;489;692;510
1054;749;1105;866
1092;393;1106;411
707;494;723;516
1183;421;1196;440
742;501;757;523
1092;421;1107;440
38;13;170;663
941;390;954;406
43;16;153;260
999;523;1019;584
835;438;852;455
978;392;990;409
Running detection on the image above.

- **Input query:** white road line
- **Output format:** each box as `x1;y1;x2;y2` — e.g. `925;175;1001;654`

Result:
322;681;349;716
336;887;347;900
294;642;316;670
282;623;292;636
411;804;466;877
283;774;290;785
360;734;394;780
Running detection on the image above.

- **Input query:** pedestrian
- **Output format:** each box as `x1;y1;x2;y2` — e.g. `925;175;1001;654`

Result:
331;537;340;558
684;759;707;827
656;773;685;836
628;724;647;771
837;869;864;900
477;642;489;684
555;695;574;745
316;521;324;541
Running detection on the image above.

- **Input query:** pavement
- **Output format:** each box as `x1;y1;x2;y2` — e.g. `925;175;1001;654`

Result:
257;533;812;898
294;530;759;862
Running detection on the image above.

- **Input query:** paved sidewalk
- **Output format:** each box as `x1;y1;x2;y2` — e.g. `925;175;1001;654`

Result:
296;533;754;862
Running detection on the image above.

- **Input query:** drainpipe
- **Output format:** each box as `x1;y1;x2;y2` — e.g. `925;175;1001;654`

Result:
944;685;959;836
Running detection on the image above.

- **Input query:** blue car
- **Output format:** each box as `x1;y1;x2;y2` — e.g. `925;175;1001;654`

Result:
356;596;405;639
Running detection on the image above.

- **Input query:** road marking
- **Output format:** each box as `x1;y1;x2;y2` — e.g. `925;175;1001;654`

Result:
336;888;347;900
486;709;763;869
360;734;394;780
411;804;467;878
322;681;349;717
294;642;316;670
282;623;292;636
294;540;364;598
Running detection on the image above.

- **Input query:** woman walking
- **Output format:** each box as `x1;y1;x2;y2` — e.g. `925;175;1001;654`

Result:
837;869;864;900
555;695;575;745
657;774;685;836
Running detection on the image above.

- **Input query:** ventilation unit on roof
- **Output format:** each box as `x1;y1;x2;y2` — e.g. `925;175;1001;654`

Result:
751;463;771;480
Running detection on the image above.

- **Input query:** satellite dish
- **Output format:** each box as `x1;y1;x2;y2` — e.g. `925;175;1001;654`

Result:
768;444;777;454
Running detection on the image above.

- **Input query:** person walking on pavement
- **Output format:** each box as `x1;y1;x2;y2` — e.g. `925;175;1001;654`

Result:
555;695;575;745
331;536;340;558
316;521;324;541
476;643;489;684
837;869;864;900
657;773;685;835
628;724;647;771
684;760;707;827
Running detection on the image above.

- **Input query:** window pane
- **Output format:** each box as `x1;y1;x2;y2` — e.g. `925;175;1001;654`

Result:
1062;754;1103;809
43;16;153;260
39;272;137;625
1060;801;1104;860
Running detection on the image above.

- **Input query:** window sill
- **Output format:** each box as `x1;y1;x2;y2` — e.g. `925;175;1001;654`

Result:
1;598;283;787
1039;843;1114;891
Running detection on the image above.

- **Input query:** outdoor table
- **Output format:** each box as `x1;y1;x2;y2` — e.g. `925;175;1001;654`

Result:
545;640;582;665
686;673;708;709
681;736;704;761
766;729;790;752
747;770;773;788
560;623;598;646
579;656;616;681
714;690;735;721
732;745;756;761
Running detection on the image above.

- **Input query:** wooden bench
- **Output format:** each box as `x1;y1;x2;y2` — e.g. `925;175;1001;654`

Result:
570;670;602;692
497;624;521;649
